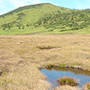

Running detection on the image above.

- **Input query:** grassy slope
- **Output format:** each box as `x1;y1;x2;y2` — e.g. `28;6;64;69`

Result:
0;4;63;34
0;3;90;35
0;3;71;27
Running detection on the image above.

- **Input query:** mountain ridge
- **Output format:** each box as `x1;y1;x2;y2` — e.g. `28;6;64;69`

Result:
0;3;72;16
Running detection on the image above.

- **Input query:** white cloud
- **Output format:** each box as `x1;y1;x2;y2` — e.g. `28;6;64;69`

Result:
0;0;4;8
0;0;2;3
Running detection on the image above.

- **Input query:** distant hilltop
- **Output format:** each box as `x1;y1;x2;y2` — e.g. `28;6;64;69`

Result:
0;3;90;34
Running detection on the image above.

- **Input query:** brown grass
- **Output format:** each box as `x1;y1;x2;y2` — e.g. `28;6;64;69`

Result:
57;76;78;86
83;82;90;90
55;85;80;90
0;34;90;89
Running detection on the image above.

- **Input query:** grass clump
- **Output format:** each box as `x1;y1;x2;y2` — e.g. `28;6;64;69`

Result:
57;76;78;86
37;46;56;50
83;82;90;90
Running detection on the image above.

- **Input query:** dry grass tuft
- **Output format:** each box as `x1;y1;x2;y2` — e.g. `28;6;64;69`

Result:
57;76;78;86
83;82;90;90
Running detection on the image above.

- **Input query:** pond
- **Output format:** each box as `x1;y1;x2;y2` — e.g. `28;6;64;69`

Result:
40;67;90;89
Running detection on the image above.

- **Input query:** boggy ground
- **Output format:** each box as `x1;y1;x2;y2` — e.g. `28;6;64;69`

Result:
0;34;90;90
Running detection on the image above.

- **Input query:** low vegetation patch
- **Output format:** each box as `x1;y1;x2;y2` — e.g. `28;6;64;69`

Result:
83;82;90;90
57;77;78;86
0;71;2;76
37;46;60;50
41;64;83;71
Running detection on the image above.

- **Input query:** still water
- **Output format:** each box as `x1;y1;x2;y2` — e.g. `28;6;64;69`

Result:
41;67;90;89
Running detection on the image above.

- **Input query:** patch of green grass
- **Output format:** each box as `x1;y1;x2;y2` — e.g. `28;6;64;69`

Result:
0;26;47;35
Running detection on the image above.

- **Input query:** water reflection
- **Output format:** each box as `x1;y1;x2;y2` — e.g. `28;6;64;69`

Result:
41;67;90;89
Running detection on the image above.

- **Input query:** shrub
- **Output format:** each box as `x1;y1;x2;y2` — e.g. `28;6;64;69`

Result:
57;76;78;86
83;82;90;90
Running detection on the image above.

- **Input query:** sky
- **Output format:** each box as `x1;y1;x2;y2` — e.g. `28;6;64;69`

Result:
0;0;90;15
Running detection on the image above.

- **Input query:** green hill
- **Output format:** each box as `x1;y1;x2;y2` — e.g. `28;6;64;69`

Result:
0;3;90;35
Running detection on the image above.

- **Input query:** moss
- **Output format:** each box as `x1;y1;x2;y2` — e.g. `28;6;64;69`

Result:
40;65;45;69
46;64;53;68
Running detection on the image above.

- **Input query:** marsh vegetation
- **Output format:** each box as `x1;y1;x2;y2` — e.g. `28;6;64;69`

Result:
0;34;90;90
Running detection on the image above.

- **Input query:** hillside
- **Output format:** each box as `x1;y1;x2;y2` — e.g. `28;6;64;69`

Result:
0;3;90;35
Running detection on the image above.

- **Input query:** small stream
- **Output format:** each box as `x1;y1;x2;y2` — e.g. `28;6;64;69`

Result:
40;67;90;89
